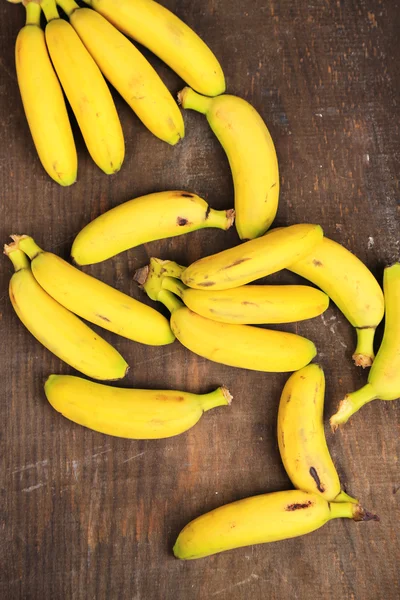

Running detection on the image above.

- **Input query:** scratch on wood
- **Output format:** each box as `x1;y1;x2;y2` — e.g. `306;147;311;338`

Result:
21;483;45;493
122;452;146;463
212;573;259;596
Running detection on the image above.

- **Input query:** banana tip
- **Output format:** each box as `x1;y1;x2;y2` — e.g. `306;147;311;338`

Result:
352;353;373;368
221;386;233;405
133;265;149;287
225;209;236;230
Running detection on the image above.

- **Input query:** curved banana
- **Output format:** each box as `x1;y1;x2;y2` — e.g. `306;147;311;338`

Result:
83;0;225;97
16;235;174;346
179;87;279;240
181;223;323;291
41;0;124;174
136;261;317;373
71;191;235;265
288;237;384;368
278;365;356;502
15;0;77;185
45;374;232;439
57;0;184;145
4;243;128;380
330;263;400;428
174;490;377;559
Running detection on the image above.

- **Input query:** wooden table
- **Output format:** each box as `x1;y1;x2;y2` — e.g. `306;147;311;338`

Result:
1;1;399;598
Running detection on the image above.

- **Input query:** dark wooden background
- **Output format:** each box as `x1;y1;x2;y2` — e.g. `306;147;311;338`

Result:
1;0;399;598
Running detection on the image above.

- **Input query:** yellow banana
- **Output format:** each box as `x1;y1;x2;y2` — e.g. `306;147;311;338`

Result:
15;235;174;346
83;0;225;97
45;374;232;439
178;87;279;240
181;224;323;291
57;0;184;145
5;243;128;380
288;236;384;368
41;0;124;174
173;490;377;559
136;260;317;373
330;263;400;428
15;0;77;185
278;365;356;502
71;191;235;265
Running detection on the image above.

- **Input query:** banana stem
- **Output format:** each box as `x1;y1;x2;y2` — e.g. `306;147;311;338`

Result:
329;501;379;522
4;245;30;272
158;290;184;314
353;327;376;368
334;490;358;504
159;260;186;279
56;0;79;16
161;276;187;298
178;87;213;114
330;383;377;430
40;0;60;21
14;235;43;260
199;386;232;412
25;1;41;25
206;208;235;231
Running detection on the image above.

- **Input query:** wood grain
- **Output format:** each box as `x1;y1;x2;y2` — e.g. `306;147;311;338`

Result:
1;0;399;598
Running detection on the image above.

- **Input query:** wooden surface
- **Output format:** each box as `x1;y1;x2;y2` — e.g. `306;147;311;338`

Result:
1;0;399;598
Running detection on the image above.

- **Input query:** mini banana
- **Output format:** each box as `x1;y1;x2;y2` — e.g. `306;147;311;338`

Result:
45;374;232;439
41;0;124;174
83;0;225;96
178;87;279;240
15;0;77;185
278;365;356;502
15;235;174;346
57;0;184;145
181;224;323;291
71;191;235;265
173;490;377;559
330;263;400;428
5;243;128;380
135;260;317;373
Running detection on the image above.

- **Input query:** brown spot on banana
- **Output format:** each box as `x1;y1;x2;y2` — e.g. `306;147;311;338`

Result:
177;217;190;226
197;281;216;287
309;466;325;493
96;314;111;322
221;258;251;270
180;193;194;198
285;501;313;511
313;259;323;267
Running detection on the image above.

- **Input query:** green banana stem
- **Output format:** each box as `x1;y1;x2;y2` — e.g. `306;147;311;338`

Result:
200;386;232;412
40;0;60;21
353;327;376;368
158;289;184;314
330;383;377;430
334;490;358;504
56;0;79;16
4;244;30;271
329;501;379;522
13;235;43;260
161;276;187;299
178;87;213;114
25;0;41;25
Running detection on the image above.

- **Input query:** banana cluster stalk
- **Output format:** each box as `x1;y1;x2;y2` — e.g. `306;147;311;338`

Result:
71;191;235;265
5;242;128;380
179;87;279;240
181;223;323;291
56;0;184;145
330;263;400;428
173;490;378;560
289;236;384;367
278;365;356;502
15;0;77;185
83;0;225;97
45;375;232;439
41;0;125;174
15;235;174;346
134;259;317;373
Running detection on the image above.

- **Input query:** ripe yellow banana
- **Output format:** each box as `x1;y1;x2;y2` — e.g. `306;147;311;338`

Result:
45;374;232;439
83;0;225;97
173;490;377;559
57;0;184;145
15;0;77;185
5;243;128;380
181;223;323;291
288;236;384;368
278;365;356;502
41;0;124;174
71;191;235;265
15;235;174;346
178;87;279;240
136;261;317;373
330;263;400;428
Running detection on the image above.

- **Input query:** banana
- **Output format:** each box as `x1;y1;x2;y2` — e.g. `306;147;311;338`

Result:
83;0;225;97
14;0;77;185
330;263;400;428
173;490;377;559
181;224;323;291
45;374;232;439
278;365;356;502
15;235;174;346
4;242;128;380
71;191;235;265
135;260;317;373
40;0;124;174
56;0;184;145
178;87;279;240
288;236;384;368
